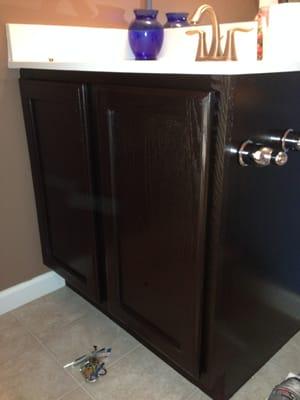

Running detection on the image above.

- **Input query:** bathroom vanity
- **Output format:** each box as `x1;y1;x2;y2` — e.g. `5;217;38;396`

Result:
6;16;300;400
18;67;300;400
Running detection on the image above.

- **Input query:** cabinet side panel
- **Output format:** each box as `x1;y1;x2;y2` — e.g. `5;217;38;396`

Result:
209;73;300;399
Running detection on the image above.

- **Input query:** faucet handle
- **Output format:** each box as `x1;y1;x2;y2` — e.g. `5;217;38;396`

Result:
186;30;208;60
223;28;253;61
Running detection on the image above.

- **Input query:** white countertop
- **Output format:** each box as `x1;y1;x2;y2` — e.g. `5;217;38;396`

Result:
6;23;300;76
8;59;300;76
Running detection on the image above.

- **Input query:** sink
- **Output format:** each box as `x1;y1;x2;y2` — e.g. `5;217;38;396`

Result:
7;22;257;66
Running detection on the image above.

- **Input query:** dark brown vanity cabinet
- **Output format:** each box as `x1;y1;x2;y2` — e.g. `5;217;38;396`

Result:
19;70;300;400
20;80;101;302
20;77;213;378
94;86;213;376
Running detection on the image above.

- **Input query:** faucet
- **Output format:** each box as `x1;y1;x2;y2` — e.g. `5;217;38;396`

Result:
186;30;209;60
223;28;252;61
186;4;252;62
188;4;223;60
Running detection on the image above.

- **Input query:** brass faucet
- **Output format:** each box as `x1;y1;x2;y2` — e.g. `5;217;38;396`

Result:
186;4;252;62
223;28;252;61
186;30;209;59
187;4;223;61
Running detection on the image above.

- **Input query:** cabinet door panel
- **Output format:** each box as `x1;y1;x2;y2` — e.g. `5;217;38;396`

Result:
96;86;213;376
20;80;101;302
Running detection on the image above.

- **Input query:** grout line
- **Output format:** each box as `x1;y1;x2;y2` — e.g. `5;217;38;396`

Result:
12;314;84;392
12;307;142;399
9;297;212;400
107;343;142;370
56;387;83;400
2;311;19;323
74;344;143;400
77;382;97;400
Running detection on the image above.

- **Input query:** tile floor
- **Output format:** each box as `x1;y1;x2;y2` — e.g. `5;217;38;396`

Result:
0;287;299;400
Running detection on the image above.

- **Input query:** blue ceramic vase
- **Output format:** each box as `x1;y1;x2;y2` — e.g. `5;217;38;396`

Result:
164;12;189;28
129;9;164;60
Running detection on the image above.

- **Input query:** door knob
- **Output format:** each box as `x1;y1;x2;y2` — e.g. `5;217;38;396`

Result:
256;129;300;152
272;150;289;166
281;129;300;152
238;140;288;167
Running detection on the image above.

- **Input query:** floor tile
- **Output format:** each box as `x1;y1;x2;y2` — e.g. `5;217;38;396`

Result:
0;336;77;400
3;291;299;400
291;330;300;349
270;340;300;373
83;345;197;400
186;388;212;400
13;287;94;338
59;387;93;400
41;308;140;381
0;314;37;363
255;360;289;387
0;312;17;333
230;381;259;399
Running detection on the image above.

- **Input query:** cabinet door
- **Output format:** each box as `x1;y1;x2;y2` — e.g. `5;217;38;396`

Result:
20;80;101;302
95;86;213;376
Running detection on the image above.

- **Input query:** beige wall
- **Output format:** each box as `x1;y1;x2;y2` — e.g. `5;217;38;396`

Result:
0;0;257;291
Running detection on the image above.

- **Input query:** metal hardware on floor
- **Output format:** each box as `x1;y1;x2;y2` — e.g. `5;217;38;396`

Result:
64;346;112;383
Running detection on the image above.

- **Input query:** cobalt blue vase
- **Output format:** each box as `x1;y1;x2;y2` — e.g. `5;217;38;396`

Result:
128;9;164;60
164;12;189;28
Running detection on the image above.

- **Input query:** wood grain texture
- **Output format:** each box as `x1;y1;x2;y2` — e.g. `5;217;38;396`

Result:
19;70;300;400
194;75;236;400
201;73;300;399
94;85;214;377
19;80;102;303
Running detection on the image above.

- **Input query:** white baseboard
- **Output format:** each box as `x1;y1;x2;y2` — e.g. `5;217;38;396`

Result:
0;271;65;315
